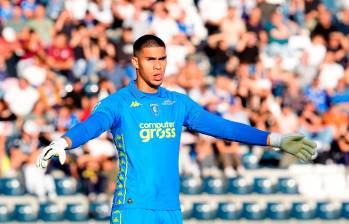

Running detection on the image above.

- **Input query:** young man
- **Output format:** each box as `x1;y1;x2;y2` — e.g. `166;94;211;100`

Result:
36;34;317;223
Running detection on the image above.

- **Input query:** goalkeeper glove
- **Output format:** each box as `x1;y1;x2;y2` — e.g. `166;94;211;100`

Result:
36;137;68;169
269;133;317;162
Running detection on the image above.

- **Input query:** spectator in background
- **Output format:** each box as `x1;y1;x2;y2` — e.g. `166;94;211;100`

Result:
311;9;337;43
235;32;259;66
5;6;26;33
150;2;180;43
219;6;246;49
299;101;334;163
77;145;108;198
27;5;54;45
46;0;65;20
64;0;88;21
88;0;113;25
198;0;228;35
114;26;134;67
265;10;291;57
166;33;195;76
304;76;329;113
46;32;75;80
246;7;268;47
282;83;307;114
0;27;20;78
19;28;45;61
54;9;79;39
328;78;349;112
122;1;150;40
217;97;249;177
64;79;86;109
336;7;349;35
4;77;39;117
98;55;129;90
318;51;345;91
177;55;205;91
21;0;38;19
0;0;14;22
332;130;349;167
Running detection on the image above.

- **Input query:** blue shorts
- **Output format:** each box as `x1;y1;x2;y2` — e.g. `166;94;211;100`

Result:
110;209;182;224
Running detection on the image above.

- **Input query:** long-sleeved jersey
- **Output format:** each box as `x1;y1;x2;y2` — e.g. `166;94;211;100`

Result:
65;81;269;210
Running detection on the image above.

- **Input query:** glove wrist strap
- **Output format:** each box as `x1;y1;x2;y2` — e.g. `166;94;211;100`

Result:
56;137;68;149
269;132;283;148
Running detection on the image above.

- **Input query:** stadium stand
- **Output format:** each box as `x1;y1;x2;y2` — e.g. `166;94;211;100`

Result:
1;0;349;223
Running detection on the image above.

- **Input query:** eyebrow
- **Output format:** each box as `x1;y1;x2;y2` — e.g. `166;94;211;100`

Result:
145;56;167;60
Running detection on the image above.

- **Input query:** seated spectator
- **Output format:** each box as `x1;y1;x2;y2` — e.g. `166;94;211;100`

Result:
246;7;268;47
335;7;349;35
332;130;349;166
166;33;195;76
318;51;345;91
21;0;37;19
0;0;14;22
235;32;259;66
329;79;349;111
4;77;39;117
265;10;290;45
304;76;329;113
149;2;180;43
311;8;338;43
87;0;113;25
77;145;108;198
323;103;348;138
219;6;246;48
327;32;348;67
5;6;26;33
299;101;334;163
98;55;129;90
177;55;204;91
27;4;54;45
46;32;75;80
217;98;249;177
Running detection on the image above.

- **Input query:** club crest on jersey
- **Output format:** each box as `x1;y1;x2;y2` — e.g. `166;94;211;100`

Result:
150;103;159;116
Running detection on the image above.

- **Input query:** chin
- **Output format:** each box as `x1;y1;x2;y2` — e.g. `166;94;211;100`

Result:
151;80;163;87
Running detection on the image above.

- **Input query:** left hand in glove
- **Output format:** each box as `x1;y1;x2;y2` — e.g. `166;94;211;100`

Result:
269;133;317;162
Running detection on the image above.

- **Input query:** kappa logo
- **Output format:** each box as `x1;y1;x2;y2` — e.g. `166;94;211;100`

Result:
162;99;176;106
130;101;141;108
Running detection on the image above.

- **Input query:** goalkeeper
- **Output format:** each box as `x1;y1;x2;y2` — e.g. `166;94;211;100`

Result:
36;34;316;224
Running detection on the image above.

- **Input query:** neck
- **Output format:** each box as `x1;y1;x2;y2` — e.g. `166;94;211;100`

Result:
135;78;159;93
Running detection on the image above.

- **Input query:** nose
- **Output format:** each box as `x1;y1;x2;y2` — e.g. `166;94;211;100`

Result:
154;60;161;70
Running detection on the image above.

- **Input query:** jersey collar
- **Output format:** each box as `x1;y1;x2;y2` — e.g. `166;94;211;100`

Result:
128;81;167;99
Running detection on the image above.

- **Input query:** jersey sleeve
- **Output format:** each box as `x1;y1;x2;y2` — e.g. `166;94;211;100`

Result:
182;94;269;146
64;96;120;148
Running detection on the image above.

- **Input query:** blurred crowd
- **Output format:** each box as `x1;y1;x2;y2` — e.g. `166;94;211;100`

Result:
0;0;349;201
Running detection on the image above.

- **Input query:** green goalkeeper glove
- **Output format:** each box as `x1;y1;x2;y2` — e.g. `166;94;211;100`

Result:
269;133;317;162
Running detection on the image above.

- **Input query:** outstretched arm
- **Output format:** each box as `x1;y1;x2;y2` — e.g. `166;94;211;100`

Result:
183;95;316;161
36;97;119;169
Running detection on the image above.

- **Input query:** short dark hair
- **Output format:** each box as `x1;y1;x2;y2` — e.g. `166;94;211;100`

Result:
133;34;166;56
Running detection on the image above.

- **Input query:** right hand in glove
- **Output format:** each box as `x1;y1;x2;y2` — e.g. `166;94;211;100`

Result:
36;137;68;169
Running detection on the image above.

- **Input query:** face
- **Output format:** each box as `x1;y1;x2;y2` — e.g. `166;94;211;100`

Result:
132;46;167;92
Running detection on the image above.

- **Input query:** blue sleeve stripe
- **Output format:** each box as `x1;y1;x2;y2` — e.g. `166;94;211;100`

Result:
64;111;112;148
188;110;269;146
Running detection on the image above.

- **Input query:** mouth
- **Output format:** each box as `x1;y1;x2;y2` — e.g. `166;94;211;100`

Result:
153;73;163;81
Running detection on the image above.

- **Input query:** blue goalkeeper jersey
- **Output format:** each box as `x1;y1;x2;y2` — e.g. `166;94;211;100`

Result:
65;81;269;210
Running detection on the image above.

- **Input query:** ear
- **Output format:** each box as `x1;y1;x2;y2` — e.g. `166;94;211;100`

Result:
131;57;139;69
